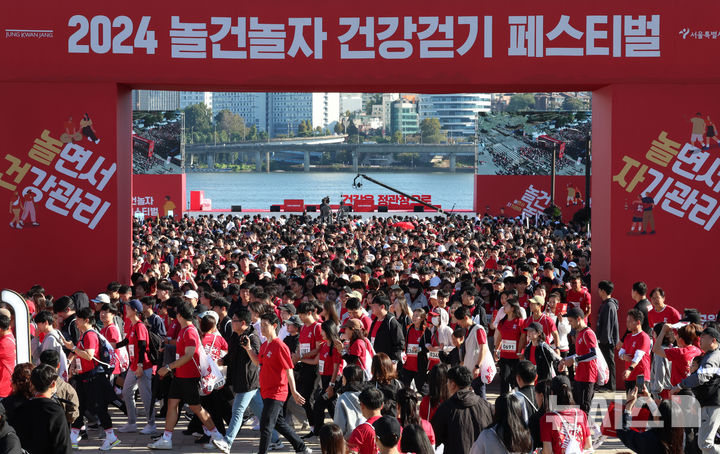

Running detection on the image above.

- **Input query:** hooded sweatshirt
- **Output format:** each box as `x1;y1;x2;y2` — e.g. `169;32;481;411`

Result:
334;382;364;439
431;387;493;454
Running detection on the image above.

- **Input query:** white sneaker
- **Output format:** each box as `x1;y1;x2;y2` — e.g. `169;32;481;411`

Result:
251;419;260;431
212;438;231;454
117;423;137;433
147;438;172;450
299;448;312;454
99;436;121;451
140;424;157;435
269;440;285;451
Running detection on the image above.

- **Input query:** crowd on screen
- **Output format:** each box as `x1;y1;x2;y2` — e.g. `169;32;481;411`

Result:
0;212;719;454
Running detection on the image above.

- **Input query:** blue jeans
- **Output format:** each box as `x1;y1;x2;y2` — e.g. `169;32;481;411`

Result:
224;389;279;445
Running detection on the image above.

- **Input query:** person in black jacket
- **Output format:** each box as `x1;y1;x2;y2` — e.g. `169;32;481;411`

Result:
214;309;280;453
630;281;652;335
0;403;22;454
431;366;492;454
596;280;619;392
369;295;405;364
12;364;71;454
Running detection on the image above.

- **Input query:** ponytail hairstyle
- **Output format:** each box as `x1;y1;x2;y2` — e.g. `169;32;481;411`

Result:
549;375;575;407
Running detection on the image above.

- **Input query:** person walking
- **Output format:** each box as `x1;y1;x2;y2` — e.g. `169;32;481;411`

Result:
596;280;619;391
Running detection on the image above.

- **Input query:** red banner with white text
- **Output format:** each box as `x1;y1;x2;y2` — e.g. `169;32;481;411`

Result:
474;175;587;222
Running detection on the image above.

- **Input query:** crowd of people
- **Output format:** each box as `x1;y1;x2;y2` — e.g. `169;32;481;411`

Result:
0;212;717;454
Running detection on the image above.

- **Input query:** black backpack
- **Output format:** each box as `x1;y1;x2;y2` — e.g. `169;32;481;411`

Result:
145;326;164;366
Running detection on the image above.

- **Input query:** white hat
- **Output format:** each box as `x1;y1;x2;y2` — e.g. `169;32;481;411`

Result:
186;236;194;243
429;276;442;288
92;293;111;304
528;258;538;264
199;311;219;324
275;264;287;273
502;270;514;279
184;290;199;300
437;245;446;253
568;261;578;268
429;290;439;299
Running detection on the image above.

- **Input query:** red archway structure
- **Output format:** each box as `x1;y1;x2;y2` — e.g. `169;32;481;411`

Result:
2;1;719;326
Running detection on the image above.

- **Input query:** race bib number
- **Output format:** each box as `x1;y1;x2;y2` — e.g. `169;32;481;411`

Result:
129;344;135;358
407;344;420;356
370;337;376;346
299;343;311;356
501;339;517;352
318;360;325;374
176;353;180;361
428;351;440;360
75;358;82;372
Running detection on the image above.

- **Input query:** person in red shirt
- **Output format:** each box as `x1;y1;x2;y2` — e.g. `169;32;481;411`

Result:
295;302;322;435
117;300;156;435
541;375;592;453
401;308;427;390
348;387;384;454
559;307;598;414
243;311;310;454
342;318;373;376
311;320;343;437
345;297;372;333
647;287;681;328
519;295;559;349
149;302;224;450
64;308;119;451
566;276;592;323
0;314;16;399
653;323;702;388
493;299;525;394
619;308;652;392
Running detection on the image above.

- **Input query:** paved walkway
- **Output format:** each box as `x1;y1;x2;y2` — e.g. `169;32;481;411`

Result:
77;388;631;453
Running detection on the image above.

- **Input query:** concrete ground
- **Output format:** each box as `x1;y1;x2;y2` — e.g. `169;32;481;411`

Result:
77;387;631;453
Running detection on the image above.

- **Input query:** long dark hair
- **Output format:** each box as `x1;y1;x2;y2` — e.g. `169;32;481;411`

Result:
321;320;340;355
397;387;422;426
398;424;433;454
656;400;684;454
428;363;450;409
318;423;346;454
494;394;533;452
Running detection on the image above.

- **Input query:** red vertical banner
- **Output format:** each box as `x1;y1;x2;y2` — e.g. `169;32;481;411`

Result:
132;174;186;218
595;84;720;324
0;83;131;296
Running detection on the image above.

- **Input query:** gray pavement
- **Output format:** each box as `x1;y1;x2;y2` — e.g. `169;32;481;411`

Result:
76;388;631;453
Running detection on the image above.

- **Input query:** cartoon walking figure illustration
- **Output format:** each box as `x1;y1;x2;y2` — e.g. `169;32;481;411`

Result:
640;191;656;234
20;188;40;227
626;194;644;233
566;183;576;207
9;190;22;229
80;113;100;144
690;112;707;150
60;116;83;144
706;116;720;148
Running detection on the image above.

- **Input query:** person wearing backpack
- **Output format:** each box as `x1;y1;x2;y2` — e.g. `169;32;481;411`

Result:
540;375;592;454
116;300;156;435
63;307;119;451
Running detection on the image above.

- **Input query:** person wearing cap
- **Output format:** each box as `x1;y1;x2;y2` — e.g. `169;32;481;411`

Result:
519;295;559;351
425;307;453;372
431;365;492;454
369;295;405;364
373;415;403;454
149;302;225;450
595;280;620;392
559;307;598;414
405;279;428;312
183;290;199;309
277;304;296;341
116;299;156;435
671;327;720;453
522;321;561;384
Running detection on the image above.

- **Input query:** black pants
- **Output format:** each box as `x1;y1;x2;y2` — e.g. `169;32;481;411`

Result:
259;398;306;454
400;368;426;391
187;387;232;435
311;376;336;435
72;373;114;430
599;343;616;390
572;381;595;415
296;363;318;425
498;357;519;395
